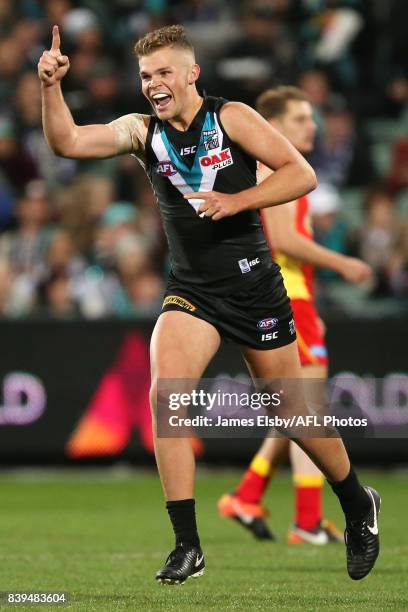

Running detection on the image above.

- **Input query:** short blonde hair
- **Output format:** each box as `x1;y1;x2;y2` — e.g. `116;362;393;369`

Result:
256;86;311;120
135;24;195;58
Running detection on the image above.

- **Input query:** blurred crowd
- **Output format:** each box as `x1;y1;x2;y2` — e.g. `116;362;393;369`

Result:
0;0;407;319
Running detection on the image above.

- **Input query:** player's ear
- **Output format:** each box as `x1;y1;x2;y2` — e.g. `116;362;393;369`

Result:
188;63;200;85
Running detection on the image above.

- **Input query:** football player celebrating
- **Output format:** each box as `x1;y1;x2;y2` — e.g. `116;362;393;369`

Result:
39;25;381;584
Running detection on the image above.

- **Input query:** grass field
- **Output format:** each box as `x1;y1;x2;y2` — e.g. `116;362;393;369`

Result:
0;469;407;611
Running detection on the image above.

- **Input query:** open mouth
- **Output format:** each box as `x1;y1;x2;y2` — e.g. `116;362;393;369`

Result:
152;92;172;112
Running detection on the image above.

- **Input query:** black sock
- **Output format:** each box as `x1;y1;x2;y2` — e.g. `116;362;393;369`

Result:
329;466;371;520
166;498;200;548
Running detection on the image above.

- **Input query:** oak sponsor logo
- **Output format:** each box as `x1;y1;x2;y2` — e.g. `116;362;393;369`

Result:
155;161;177;176
257;317;279;331
163;295;197;312
200;147;233;170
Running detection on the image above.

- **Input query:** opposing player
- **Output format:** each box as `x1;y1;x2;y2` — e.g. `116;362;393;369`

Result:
39;25;381;584
218;86;372;544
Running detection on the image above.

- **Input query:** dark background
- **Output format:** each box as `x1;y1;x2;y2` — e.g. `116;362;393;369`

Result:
1;316;406;465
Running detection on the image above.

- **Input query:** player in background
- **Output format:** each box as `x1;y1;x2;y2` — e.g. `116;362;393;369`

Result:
38;25;381;585
218;86;373;544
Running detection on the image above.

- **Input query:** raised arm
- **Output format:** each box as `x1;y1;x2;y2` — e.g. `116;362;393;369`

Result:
38;26;148;159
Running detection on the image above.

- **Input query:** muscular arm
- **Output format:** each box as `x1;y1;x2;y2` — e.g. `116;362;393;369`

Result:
42;84;114;158
259;165;373;283
262;201;348;273
39;26;148;159
259;165;348;273
185;102;317;219
221;102;317;210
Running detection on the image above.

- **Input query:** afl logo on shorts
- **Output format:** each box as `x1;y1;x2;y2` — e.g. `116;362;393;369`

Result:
162;295;197;312
155;161;177;176
257;317;279;330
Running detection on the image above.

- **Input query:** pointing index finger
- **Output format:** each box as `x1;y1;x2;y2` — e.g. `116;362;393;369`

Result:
51;25;61;53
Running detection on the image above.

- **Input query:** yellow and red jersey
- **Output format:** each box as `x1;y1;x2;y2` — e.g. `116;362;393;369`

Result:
273;194;315;301
258;166;328;366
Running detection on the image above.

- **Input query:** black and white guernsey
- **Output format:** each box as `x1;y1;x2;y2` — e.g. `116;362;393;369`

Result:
144;95;279;295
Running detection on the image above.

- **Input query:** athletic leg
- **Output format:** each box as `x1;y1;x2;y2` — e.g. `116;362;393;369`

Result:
150;311;220;499
289;364;326;538
241;342;352;482
288;363;341;543
242;341;381;579
151;311;221;583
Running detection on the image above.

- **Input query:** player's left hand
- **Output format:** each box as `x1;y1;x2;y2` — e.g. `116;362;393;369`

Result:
184;191;245;221
341;257;373;284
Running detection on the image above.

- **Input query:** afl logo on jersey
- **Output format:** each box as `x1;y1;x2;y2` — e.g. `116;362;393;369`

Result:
257;317;279;331
155;161;177;176
200;147;233;171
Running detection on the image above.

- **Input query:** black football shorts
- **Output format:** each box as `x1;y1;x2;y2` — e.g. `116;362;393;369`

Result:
161;270;296;351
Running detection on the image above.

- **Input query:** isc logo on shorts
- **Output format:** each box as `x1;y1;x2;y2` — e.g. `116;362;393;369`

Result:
200;148;233;171
162;295;197;312
261;332;279;341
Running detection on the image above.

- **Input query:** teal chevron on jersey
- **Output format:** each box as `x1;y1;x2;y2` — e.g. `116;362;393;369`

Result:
158;111;217;192
144;95;274;294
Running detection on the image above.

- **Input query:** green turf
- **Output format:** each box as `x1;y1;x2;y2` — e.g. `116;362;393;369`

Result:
0;469;407;611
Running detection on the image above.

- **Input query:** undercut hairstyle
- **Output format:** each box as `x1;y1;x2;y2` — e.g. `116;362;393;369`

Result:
135;24;195;59
256;86;310;120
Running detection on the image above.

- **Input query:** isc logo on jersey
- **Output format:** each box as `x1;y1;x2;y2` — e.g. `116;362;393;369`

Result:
155;161;177;176
200;148;233;171
180;146;197;156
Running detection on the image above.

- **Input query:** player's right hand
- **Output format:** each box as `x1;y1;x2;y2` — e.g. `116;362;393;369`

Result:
38;25;70;86
341;257;373;284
